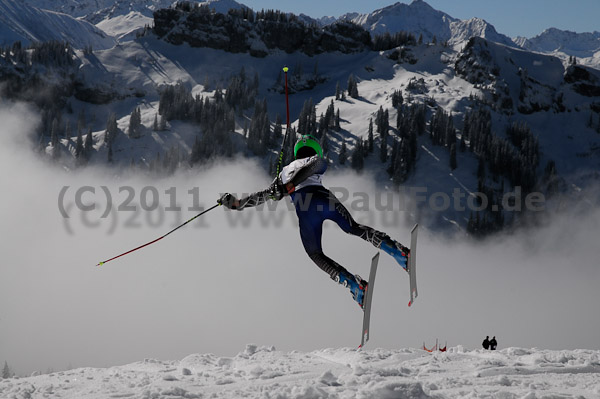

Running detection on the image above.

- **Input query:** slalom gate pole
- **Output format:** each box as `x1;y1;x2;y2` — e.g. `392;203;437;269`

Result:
96;203;220;266
284;66;290;131
275;66;291;178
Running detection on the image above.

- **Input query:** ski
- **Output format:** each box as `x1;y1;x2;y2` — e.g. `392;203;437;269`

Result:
359;252;380;349
407;224;418;307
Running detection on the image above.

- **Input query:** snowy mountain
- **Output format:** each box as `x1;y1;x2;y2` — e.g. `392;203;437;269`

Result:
26;0;247;24
339;0;515;47
450;17;515;47
25;0;176;21
515;28;600;70
1;346;599;398
518;28;600;58
22;0;177;42
342;0;455;41
0;0;115;49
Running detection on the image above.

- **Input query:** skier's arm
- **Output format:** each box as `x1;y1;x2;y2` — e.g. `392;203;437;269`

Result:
220;177;286;210
284;156;327;193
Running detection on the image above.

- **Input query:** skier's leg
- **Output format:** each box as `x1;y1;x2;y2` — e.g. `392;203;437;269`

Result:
296;200;367;307
298;217;346;278
324;190;410;270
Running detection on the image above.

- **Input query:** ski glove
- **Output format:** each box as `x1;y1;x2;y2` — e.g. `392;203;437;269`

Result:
218;193;239;209
267;177;286;200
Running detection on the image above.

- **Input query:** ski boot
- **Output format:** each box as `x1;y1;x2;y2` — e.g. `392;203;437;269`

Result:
381;238;410;273
335;271;368;309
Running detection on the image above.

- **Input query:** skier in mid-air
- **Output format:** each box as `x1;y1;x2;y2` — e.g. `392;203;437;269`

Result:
219;135;410;308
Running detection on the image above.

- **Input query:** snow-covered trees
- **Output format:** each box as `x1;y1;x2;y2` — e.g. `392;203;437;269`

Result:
339;140;347;165
387;103;423;184
371;31;417;51
154;5;371;57
392;90;404;108
127;107;142;138
159;68;265;164
335;82;342;100
298;98;317;137
368;118;374;153
347;74;359;99
351;139;365;171
375;106;390;163
75;128;84;161
159;82;193;121
84;127;94;159
247;99;272;156
104;113;118;146
429;106;456;147
462;108;539;192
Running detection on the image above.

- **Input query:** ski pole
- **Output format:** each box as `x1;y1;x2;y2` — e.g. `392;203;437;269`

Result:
275;66;291;178
96;202;221;266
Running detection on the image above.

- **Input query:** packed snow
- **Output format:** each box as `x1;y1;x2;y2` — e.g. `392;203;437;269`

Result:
1;345;599;398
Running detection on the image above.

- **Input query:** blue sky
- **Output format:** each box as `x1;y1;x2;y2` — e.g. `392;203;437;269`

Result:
241;0;600;38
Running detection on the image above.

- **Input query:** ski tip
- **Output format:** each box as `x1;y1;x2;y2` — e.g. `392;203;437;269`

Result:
96;261;104;267
408;300;412;307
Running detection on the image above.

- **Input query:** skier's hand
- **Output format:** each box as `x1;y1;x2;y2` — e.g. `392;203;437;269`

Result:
218;193;239;209
268;177;286;200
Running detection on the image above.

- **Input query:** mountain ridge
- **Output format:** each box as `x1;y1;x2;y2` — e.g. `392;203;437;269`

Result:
13;0;600;70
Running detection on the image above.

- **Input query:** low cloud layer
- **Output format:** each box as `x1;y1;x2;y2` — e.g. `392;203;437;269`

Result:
1;102;598;375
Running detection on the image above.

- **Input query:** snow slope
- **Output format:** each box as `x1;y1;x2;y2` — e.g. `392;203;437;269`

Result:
95;11;153;43
1;345;598;398
0;0;115;49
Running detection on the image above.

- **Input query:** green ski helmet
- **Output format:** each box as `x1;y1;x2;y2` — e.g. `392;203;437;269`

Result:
294;134;323;159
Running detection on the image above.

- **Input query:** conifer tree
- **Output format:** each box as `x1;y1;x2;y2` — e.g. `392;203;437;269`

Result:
65;120;71;143
368;118;374;153
450;143;457;170
84;127;93;159
339;140;347;165
107;140;113;163
380;132;388;163
50;118;59;147
105;113;118;145
75;128;84;160
2;361;10;379
347;74;359;99
128;107;142;138
351;139;364;171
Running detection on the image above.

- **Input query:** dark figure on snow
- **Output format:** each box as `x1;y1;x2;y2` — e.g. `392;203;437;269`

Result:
490;336;497;350
482;336;490;350
219;135;410;308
